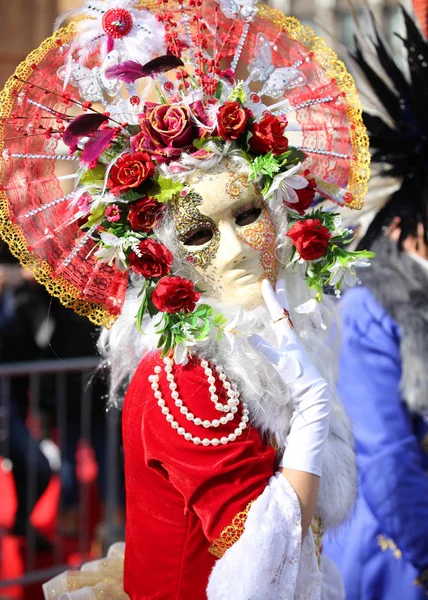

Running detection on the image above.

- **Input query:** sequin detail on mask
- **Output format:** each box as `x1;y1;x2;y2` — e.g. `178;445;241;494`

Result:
170;190;220;269
226;173;250;198
236;208;278;284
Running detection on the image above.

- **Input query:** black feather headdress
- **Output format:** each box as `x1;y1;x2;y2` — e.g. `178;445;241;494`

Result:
354;7;428;249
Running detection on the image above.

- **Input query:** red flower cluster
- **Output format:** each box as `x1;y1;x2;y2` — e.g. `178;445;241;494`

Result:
127;196;164;233
249;113;289;155
108;152;154;196
285;177;317;215
128;239;173;278
217;101;252;141
287;218;331;260
152;276;201;313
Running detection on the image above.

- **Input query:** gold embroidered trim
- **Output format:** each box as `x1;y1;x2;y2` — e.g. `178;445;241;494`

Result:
311;514;324;568
257;5;370;210
414;568;428;594
377;534;402;560
0;23;118;329
208;501;254;558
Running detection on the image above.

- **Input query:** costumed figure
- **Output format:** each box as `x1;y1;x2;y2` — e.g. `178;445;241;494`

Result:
323;6;428;600
0;1;371;598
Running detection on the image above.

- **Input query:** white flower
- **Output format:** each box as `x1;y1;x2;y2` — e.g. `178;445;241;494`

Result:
329;257;371;288
173;340;196;366
265;164;308;210
222;309;259;353
332;215;344;233
94;231;140;271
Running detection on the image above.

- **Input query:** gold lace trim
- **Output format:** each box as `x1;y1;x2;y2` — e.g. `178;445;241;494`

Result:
257;5;370;210
208;501;254;558
209;502;325;567
311;514;324;568
378;535;428;593
415;569;428;595
377;534;402;560
0;23;118;329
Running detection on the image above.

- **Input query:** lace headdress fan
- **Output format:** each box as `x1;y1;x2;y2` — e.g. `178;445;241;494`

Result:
0;0;370;327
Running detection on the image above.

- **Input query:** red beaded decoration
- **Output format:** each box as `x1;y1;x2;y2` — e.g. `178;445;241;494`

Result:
102;8;133;39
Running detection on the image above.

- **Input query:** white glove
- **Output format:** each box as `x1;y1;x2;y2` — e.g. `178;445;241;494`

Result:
249;278;330;477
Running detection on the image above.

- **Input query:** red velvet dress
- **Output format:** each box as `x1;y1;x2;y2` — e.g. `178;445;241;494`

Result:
122;352;276;600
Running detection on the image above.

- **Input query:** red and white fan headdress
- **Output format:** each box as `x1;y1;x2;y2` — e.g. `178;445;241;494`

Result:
0;0;370;351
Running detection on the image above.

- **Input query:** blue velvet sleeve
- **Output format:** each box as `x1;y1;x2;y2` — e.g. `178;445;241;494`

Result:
338;287;428;572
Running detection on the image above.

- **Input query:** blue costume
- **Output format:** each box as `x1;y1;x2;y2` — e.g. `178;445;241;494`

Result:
324;8;428;597
324;274;428;599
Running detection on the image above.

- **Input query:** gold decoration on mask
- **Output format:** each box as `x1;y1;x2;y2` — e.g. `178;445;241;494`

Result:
236;208;278;284
170;190;220;269
226;173;250;199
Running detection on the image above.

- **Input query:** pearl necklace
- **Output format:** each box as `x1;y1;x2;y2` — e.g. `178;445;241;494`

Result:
149;357;249;446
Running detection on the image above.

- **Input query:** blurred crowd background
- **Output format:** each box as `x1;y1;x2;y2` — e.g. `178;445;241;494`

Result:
0;0;415;599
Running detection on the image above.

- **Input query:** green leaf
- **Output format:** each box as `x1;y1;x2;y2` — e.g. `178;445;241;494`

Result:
276;147;306;167
214;81;223;100
137;280;149;298
154;176;184;203
126;125;141;137
122;190;143;202
193;138;207;150
227;81;247;104
157;333;166;348
136;292;148;333
349;249;376;259
146;286;159;318
193;303;212;318
261;175;273;198
84;203;106;229
196;319;212;341
164;330;173;354
80;165;106;187
213;313;227;326
248;152;281;181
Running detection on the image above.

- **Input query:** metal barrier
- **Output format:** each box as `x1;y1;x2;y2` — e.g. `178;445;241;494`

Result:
0;357;123;594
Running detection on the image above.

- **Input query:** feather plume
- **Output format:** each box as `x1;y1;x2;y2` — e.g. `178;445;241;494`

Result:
82;128;116;164
63;113;108;147
105;55;184;83
350;6;428;249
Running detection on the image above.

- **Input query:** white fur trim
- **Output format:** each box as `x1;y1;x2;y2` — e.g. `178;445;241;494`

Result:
207;473;321;600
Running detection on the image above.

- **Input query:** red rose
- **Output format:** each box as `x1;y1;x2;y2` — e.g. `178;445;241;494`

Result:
285;178;317;215
127;196;164;233
287;218;331;261
128;239;173;278
217;101;251;140
108;152;154;196
132;104;196;161
249;114;289;155
152;276;201;314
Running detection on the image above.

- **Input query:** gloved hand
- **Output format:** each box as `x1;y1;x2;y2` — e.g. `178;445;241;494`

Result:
249;278;330;477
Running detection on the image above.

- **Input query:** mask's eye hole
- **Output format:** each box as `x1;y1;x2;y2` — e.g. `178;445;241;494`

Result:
235;207;262;227
182;228;213;246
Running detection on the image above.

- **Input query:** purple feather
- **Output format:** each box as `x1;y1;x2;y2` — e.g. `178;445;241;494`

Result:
63;113;108;147
105;55;184;83
81;128;116;164
104;60;146;83
140;55;184;76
